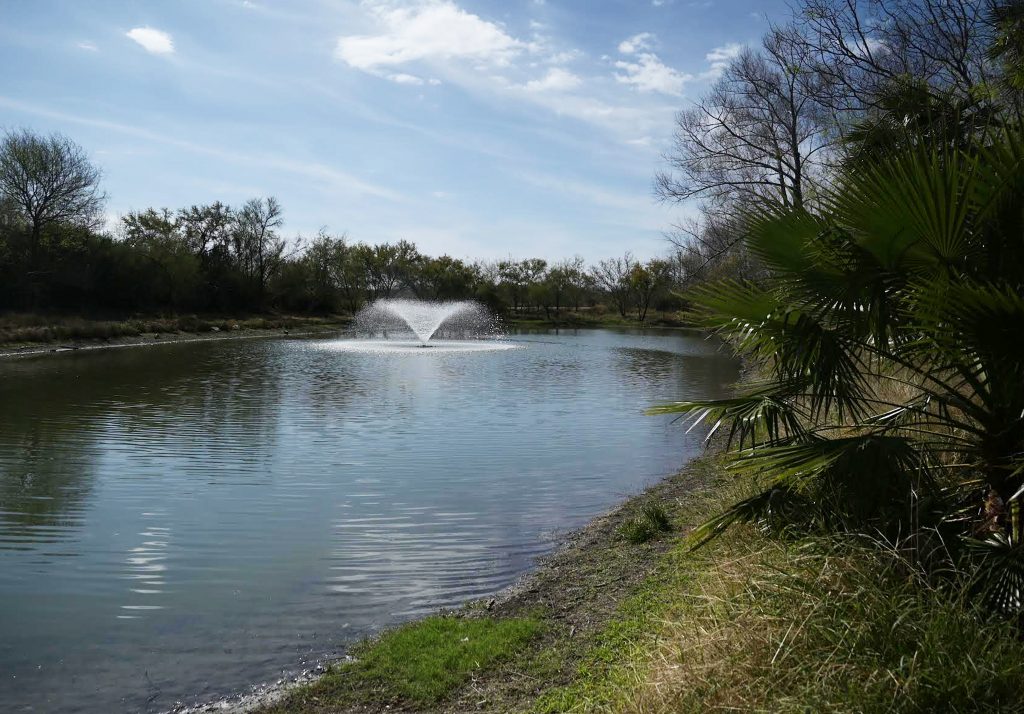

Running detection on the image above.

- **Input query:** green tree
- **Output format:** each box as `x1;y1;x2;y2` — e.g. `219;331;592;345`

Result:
121;208;201;309
414;255;479;300
629;258;672;322
0;129;105;273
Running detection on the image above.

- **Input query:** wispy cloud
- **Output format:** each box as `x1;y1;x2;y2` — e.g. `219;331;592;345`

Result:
524;67;581;92
126;27;175;55
76;40;98;52
388;72;425;85
618;33;653;55
0;96;404;202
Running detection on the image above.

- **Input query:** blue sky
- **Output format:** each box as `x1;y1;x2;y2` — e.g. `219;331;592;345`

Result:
0;0;788;262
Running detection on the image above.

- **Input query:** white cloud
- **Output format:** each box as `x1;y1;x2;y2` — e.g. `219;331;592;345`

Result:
389;72;424;85
614;32;689;95
701;42;743;79
330;1;677;139
618;32;653;55
525;67;581;92
546;49;582;65
77;40;98;52
615;53;690;95
335;1;523;76
126;27;175;55
626;136;653;147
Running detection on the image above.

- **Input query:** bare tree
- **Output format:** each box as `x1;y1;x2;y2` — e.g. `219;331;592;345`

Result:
793;0;1001;117
656;30;833;214
0;129;105;267
591;254;635;318
235;197;284;303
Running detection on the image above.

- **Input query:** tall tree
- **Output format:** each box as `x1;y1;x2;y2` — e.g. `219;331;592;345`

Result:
0;129;105;269
235;197;284;304
656;31;832;213
794;0;1000;117
629;258;672;322
591;254;635;318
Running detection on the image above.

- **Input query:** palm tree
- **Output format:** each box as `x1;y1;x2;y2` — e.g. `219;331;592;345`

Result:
652;124;1024;608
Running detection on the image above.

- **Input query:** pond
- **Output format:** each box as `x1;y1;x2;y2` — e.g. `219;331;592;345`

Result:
0;328;738;713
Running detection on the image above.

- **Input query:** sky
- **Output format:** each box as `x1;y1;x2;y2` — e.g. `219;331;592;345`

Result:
0;0;790;263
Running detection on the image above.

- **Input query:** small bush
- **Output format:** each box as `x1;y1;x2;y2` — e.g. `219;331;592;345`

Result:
175;315;213;332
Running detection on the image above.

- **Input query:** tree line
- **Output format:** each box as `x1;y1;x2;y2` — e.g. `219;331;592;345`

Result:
0;128;682;321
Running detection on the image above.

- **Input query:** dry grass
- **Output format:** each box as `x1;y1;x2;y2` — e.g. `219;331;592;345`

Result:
533;463;1024;714
608;534;1024;713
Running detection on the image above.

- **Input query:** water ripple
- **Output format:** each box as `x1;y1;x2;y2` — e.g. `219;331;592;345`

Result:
0;328;738;713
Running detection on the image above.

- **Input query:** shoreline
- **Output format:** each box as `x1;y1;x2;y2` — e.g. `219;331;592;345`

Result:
0;318;695;359
168;448;722;714
0;320;351;358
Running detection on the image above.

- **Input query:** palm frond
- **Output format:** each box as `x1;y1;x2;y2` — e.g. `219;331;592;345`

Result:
647;380;809;447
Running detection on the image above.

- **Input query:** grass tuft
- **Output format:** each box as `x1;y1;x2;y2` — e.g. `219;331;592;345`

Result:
618;503;673;544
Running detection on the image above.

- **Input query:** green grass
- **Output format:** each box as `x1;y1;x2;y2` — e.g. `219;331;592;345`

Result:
273;615;543;711
533;565;686;713
617;503;673;544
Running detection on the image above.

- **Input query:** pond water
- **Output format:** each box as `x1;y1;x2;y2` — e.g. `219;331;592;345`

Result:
0;328;738;713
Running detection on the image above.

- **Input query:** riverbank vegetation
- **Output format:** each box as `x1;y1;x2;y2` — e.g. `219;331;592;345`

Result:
652;0;1024;621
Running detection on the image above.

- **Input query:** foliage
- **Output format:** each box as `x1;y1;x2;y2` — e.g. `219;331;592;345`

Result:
536;464;1024;714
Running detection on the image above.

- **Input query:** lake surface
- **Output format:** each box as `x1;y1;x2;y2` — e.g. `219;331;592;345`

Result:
0;328;737;713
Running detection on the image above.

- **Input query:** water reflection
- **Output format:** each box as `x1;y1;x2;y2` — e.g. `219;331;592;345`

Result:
0;328;738;713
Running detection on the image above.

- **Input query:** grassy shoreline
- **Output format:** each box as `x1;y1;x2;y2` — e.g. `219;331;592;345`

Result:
209;448;1024;714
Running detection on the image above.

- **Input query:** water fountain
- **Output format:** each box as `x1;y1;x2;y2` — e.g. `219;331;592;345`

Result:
358;299;491;346
323;298;517;354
